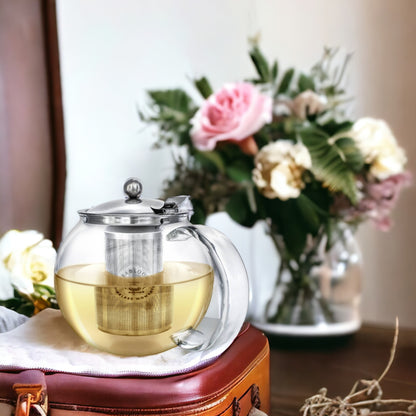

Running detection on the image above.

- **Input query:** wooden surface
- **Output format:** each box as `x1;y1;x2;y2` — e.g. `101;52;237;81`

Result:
268;325;416;416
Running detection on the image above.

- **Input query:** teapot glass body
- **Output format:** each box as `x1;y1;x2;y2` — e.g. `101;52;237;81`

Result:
55;179;249;356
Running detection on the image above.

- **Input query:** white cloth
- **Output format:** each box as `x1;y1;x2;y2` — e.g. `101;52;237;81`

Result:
0;309;221;377
0;306;28;333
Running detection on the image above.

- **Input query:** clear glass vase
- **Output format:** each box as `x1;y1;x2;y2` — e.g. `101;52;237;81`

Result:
250;222;362;336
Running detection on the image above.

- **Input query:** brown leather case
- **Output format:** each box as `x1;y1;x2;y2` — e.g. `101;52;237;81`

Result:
0;324;270;416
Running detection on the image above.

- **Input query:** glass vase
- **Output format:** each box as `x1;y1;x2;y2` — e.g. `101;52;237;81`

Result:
250;222;362;336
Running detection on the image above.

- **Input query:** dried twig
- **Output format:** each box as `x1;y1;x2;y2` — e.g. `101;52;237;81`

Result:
300;319;416;416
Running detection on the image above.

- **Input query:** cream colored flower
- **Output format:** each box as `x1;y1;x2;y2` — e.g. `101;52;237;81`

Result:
350;118;406;180
291;90;327;119
0;230;56;300
253;141;312;200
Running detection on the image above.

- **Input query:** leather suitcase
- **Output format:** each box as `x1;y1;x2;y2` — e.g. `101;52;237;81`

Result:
0;323;270;416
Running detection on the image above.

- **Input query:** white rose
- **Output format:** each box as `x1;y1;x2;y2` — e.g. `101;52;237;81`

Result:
0;230;56;300
291;90;327;120
253;141;312;200
350;118;406;180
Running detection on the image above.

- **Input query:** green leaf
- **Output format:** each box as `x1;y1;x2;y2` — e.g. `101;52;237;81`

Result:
271;61;279;81
277;68;295;95
225;189;257;227
190;199;207;224
277;200;308;259
248;79;267;85
34;283;55;296
226;160;253;182
302;181;332;216
178;129;192;146
260;197;307;259
318;119;353;136
299;126;358;204
194;77;213;99
0;293;35;317
295;194;322;235
148;89;193;113
282;221;307;259
334;137;364;172
249;46;270;82
0;298;19;309
298;73;315;92
194;150;225;173
17;303;35;317
253;128;271;149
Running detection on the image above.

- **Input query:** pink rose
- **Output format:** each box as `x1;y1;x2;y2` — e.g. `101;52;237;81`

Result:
190;83;272;154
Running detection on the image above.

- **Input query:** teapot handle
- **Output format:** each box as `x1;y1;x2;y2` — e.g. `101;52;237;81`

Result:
168;224;249;351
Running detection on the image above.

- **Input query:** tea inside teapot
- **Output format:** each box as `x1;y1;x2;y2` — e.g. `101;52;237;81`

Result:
55;261;213;356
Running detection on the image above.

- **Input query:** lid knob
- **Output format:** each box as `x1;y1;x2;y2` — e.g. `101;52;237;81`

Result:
124;177;142;201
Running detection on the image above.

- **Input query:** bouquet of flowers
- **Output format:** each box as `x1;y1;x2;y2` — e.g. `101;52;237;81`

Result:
140;43;411;326
0;230;58;317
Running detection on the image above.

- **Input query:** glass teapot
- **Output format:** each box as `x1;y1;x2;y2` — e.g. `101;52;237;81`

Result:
55;178;249;356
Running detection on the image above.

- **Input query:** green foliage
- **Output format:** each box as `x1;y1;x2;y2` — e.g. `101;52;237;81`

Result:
194;150;225;173
249;45;271;83
34;283;57;300
161;156;241;223
141;89;196;148
298;73;315;92
0;284;58;317
194;77;213;99
248;45;280;85
333;137;364;172
148;89;193;113
226;160;253;182
277;68;295;95
318;119;353;136
295;194;323;235
248;45;282;92
189;199;207;225
226;188;257;227
299;126;358;204
213;143;256;182
0;290;34;317
302;179;333;216
257;187;330;260
262;197;308;259
310;47;353;117
271;61;279;81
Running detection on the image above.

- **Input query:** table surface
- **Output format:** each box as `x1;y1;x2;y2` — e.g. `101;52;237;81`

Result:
268;324;416;416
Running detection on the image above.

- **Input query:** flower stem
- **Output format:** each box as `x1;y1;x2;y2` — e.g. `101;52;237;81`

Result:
265;225;336;325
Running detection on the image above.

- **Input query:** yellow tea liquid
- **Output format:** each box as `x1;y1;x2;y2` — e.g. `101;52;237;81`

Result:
55;261;214;356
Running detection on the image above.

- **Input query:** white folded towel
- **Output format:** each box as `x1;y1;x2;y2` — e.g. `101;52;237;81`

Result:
0;309;220;377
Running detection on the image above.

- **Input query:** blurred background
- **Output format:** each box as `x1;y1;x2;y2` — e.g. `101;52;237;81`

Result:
1;0;415;327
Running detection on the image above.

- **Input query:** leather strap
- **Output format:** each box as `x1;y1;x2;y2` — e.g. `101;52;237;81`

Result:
232;384;268;416
232;397;241;416
13;370;48;416
251;384;261;409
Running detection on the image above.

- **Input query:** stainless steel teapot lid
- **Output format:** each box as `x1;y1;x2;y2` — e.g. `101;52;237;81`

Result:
78;177;193;225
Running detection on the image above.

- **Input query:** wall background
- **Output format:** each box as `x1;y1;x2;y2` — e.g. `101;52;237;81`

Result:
56;0;416;328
